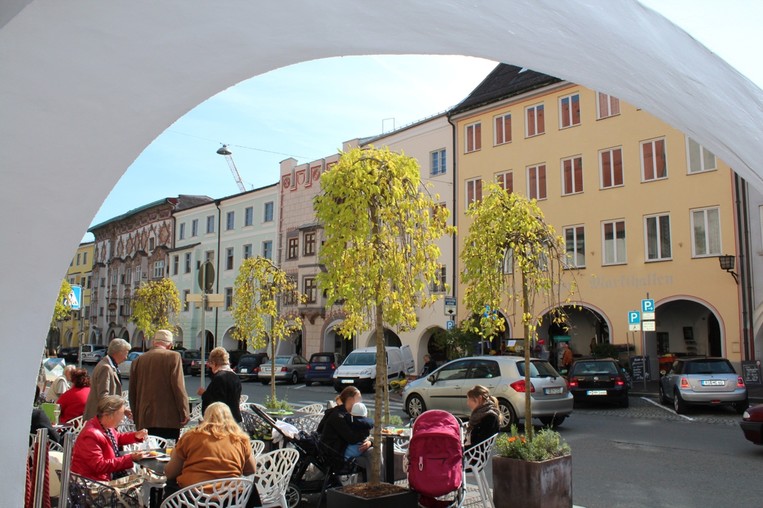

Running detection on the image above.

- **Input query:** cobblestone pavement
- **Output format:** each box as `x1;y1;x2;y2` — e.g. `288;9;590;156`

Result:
572;395;744;427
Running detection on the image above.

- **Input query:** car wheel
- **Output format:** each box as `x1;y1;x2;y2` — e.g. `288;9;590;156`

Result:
285;483;301;508
619;395;629;408
658;384;668;405
405;394;426;419
290;372;299;385
539;415;566;428
734;398;749;415
673;390;687;414
334;383;343;393
305;380;312;387
261;380;269;386
497;398;517;430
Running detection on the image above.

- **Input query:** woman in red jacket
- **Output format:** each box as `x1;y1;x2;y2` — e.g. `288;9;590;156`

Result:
56;368;90;424
70;395;149;481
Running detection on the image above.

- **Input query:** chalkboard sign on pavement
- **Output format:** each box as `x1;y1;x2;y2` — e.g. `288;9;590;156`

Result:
630;356;648;382
741;361;762;386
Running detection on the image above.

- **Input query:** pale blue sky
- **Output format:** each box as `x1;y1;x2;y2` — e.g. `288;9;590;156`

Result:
86;1;763;243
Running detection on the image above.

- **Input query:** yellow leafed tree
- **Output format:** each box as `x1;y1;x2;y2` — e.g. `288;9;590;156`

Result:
131;278;181;343
314;146;455;482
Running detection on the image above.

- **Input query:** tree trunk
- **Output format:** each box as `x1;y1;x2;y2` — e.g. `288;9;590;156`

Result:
270;338;276;402
371;304;386;483
522;269;533;439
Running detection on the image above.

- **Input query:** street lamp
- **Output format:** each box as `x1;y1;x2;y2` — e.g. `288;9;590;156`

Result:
718;254;739;284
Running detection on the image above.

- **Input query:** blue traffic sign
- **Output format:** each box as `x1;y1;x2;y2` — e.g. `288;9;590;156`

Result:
67;285;82;311
446;320;455;330
628;311;641;325
641;299;655;313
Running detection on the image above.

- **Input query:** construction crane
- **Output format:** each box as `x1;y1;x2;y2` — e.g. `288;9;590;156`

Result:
216;144;246;192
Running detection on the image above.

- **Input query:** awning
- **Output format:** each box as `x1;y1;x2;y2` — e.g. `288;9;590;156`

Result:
553;335;571;343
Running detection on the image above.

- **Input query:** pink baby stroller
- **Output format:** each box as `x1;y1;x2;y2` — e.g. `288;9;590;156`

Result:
407;409;464;508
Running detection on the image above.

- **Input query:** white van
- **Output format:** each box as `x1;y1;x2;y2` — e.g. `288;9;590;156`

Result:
333;345;415;393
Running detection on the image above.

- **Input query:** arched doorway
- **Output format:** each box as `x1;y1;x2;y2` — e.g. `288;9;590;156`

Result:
221;327;246;352
539;304;611;369
196;330;214;353
468;312;511;355
324;319;355;357
364;328;402;348
653;299;724;359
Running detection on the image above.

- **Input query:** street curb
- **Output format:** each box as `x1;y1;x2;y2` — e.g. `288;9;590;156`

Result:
630;391;763;405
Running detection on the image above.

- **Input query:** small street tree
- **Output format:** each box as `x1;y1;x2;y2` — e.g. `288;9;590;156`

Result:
131;278;181;343
231;256;304;402
51;279;74;327
461;184;575;439
315;146;454;482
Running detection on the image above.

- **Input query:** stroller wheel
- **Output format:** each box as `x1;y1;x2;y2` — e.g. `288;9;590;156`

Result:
285;483;302;508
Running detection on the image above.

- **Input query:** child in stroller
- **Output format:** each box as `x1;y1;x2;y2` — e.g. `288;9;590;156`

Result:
344;402;373;460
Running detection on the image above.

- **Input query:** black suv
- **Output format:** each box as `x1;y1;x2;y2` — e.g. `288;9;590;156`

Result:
227;349;250;370
57;346;79;363
567;357;630;407
235;353;268;381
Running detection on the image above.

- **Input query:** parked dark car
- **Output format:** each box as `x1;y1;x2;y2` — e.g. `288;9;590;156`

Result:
189;351;210;376
179;350;201;375
57;347;79;363
659;357;748;414
740;404;763;445
227;349;250;370
567;358;629;407
305;352;344;386
235;353;269;382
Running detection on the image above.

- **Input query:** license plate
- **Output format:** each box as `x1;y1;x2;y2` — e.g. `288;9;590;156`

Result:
701;380;725;386
240;368;248;373
545;387;563;395
341;379;354;384
586;390;607;396
316;365;326;370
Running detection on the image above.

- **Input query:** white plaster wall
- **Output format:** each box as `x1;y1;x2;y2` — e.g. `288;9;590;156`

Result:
4;1;763;504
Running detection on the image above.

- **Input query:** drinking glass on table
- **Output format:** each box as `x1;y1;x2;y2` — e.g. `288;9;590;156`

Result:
164;439;176;455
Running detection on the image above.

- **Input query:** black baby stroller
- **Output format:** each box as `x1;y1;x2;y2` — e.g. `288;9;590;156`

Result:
249;404;362;508
407;409;465;508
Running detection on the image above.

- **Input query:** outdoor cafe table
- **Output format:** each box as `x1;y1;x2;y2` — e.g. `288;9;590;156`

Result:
381;427;411;484
136;450;169;508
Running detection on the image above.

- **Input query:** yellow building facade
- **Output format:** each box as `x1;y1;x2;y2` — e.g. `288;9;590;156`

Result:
452;65;743;374
60;241;94;347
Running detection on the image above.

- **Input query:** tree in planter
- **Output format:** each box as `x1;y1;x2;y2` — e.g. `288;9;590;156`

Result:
47;279;74;353
315;146;454;483
461;184;575;438
131;278;181;343
231;256;305;403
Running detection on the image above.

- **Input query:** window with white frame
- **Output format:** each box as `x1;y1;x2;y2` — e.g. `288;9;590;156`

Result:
496;171;513;193
262;240;273;260
599;147;623;189
465;122;482;153
287;238;299;259
225;247;234;270
172;255;179;275
191;219;198;237
527;164;547;200
561;156;583;195
226;211;235;230
83;251;87;264
182;290;190;312
429;265;447;293
602;220;626;265
225;287;233;311
304;232;316;256
243;244;252;260
205;250;214;263
184;252;191;273
206;215;215;234
76;253;81;265
525;104;545;137
641;138;668;181
179;222;186;240
596;92;620;119
494;113;512;145
559;93;581;129
645;213;672;261
153;260;165;278
564;225;585;268
431;149;446;175
244;206;254;226
264;202;274;222
502;248;514;274
691;207;721;257
466;178;483;205
686;137;717;174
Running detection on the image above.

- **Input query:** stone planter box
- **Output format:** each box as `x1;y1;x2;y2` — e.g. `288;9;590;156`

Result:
326;486;418;508
492;454;572;508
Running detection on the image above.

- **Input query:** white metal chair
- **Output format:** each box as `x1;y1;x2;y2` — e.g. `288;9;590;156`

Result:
67;415;85;434
240;394;249;405
160;477;254;508
250;439;265;457
296;403;324;414
284;414;323;435
463;434;498;508
254;448;300;508
124;435;169;452
189;403;203;422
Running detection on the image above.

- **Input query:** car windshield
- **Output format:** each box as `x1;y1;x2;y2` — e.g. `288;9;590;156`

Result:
344;353;376;366
311;355;333;363
517;360;560;378
573;362;618;375
685;360;735;374
127;352;141;361
275;356;292;365
184;351;200;360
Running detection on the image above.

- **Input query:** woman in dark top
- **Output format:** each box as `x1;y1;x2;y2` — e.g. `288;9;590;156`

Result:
320;386;371;470
197;347;242;422
465;385;502;449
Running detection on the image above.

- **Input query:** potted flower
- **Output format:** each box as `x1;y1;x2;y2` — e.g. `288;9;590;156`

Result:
492;425;572;508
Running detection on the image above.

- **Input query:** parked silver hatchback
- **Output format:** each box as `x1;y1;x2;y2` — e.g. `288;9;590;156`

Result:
659;357;748;414
402;355;573;428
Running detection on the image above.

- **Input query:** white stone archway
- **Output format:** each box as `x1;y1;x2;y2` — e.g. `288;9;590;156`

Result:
4;1;763;503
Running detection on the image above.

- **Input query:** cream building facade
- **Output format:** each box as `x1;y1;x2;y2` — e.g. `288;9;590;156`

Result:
451;64;744;375
49;242;94;351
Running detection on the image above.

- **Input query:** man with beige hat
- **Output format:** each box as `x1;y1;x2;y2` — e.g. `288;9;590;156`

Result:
129;329;189;440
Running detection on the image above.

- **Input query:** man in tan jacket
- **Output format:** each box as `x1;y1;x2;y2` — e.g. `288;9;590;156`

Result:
129;330;189;440
83;339;130;420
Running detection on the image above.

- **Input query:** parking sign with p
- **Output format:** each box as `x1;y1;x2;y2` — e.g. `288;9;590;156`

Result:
641;299;655;320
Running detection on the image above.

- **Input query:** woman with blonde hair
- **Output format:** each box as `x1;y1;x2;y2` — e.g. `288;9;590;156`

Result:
465;385;503;449
164;402;258;504
197;346;242;422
